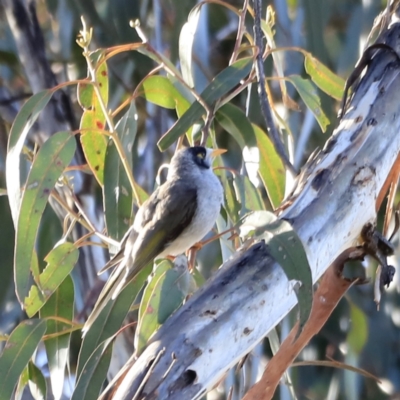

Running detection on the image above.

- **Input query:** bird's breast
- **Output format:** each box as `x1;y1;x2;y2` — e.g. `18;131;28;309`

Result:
165;172;223;256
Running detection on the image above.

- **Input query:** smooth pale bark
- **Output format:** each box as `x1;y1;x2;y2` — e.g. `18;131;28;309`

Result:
102;11;400;400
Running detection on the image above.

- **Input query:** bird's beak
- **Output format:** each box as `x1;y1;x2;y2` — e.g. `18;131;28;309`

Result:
211;148;227;158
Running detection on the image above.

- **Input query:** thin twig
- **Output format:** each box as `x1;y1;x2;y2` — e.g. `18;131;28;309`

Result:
230;0;250;65
252;0;296;174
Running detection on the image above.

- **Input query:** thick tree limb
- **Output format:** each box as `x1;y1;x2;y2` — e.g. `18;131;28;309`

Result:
101;8;400;400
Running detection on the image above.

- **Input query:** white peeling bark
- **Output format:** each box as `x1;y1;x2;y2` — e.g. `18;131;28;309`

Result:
101;11;400;400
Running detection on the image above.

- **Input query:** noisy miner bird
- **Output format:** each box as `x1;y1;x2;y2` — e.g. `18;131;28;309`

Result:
82;146;225;335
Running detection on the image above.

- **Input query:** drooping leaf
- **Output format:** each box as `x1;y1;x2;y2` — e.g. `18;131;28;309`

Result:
14;131;76;303
259;8;298;110
304;53;345;100
241;211;313;334
223;175;241;224
0;319;47;400
141;75;190;113
40;276;74;400
6;89;54;226
135;260;183;355
80;110;108;185
79;52;109;185
179;6;201;88
158;57;253;149
104;101;138;241
76;263;151;379
288;75;330;132
15;364;29;400
24;242;79;317
253;124;285;208
72;338;113;400
347;302;368;354
27;361;47;400
216;103;257;149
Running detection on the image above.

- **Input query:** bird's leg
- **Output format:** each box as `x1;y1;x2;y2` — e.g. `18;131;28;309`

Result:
187;243;202;271
186;227;239;271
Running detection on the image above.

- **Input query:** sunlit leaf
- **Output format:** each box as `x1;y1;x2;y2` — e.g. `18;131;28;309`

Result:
304;53;345;100
253;124;285;208
288;75;330;132
79;52;109;185
28;361;47;400
24;243;78;317
141;75;190;113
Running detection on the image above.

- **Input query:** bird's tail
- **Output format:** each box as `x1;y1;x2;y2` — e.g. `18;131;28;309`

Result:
81;262;128;336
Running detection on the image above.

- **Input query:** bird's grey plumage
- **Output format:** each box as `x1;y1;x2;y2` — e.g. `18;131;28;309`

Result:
82;147;224;335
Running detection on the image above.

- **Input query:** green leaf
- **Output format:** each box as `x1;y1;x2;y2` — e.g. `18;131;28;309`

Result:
104;101;139;241
77;263;151;379
24;242;78;317
6;89;54;226
40;276;74;400
223;175;241;224
80;110;108;185
304;54;345;100
72;338;113;400
28;361;47;400
241;211;313;334
0;319;47;400
158;57;254;150
288;75;330;132
347;302;368;354
136;260;186;355
253;124;285;209
215;103;257;149
79;53;109;186
15;364;29;400
141;76;190;112
14;131;76;303
179;6;201;88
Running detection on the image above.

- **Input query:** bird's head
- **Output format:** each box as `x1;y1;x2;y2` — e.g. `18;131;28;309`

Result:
169;146;226;178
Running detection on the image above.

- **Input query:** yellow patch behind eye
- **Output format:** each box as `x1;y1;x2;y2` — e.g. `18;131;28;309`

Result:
197;152;205;159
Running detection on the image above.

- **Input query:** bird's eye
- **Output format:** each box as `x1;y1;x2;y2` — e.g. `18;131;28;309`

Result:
197;152;205;160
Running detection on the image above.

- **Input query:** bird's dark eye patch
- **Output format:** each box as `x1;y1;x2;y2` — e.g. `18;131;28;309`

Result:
190;146;209;169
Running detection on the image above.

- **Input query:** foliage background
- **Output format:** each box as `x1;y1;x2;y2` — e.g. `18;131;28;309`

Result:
0;0;399;399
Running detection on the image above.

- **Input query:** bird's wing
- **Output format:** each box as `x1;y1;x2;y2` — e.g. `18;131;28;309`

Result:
123;179;198;282
82;182;197;335
97;224;137;275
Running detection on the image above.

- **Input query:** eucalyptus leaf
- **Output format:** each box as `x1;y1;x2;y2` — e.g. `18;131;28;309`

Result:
158;57;253;149
0;319;47;400
14;131;76;303
77;263;151;379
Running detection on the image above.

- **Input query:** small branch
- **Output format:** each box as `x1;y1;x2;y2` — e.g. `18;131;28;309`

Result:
252;0;296;174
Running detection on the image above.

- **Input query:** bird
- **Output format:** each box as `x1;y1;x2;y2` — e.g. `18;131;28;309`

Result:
82;146;225;335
